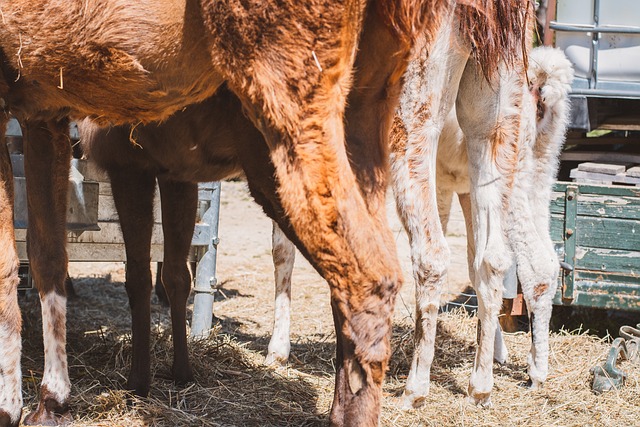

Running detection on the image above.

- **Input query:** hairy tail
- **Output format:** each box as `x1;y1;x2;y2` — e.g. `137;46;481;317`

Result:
376;0;450;47
457;0;535;79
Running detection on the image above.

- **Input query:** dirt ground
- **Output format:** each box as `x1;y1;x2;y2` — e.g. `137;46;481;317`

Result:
17;180;638;426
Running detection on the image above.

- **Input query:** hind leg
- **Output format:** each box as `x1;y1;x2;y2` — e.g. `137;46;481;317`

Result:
390;15;469;409
265;221;295;366
457;61;526;406
0;116;23;427
108;166;156;396
22;119;73;425
509;173;559;388
157;178;197;385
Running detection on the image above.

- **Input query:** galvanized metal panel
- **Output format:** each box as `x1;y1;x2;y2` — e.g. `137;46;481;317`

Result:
13;176;100;230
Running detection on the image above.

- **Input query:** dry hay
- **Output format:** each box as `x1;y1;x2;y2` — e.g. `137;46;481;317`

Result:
18;276;640;427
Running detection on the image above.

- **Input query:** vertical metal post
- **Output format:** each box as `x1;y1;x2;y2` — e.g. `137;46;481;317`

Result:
589;0;600;89
562;184;578;302
190;181;221;339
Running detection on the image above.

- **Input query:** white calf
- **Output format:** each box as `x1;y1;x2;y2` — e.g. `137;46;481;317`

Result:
436;46;573;391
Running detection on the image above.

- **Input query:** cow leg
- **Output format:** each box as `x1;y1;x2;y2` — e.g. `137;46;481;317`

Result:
107;166;156;396
22;119;73;425
390;16;469;409
0;116;22;427
456;61;525;407
157;178;197;385
234;70;404;427
265;220;295;366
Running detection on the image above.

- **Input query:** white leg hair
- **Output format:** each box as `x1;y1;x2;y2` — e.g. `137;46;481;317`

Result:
457;58;525;407
40;291;71;405
516;46;573;388
0;254;22;426
392;10;470;409
265;220;295;366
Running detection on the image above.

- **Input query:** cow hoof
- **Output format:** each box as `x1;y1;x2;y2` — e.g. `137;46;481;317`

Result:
524;378;542;390
23;398;72;426
0;410;21;427
466;392;492;408
264;352;288;367
173;365;195;386
399;393;427;410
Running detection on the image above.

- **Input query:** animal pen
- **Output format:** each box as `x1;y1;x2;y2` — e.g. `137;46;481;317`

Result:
9;118;222;339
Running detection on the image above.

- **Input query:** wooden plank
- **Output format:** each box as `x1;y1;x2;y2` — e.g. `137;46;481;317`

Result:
576;216;640;252
559;181;640;198
15;222;165;245
561;151;640;164
570;169;640;185
553;275;640;311
575;193;640;220
550;214;565;242
17;242;164;262
574;247;640;274
550;192;566;215
577;162;626;175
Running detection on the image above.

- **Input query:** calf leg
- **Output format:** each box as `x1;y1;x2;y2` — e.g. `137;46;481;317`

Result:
509;165;559;389
22;119;73;425
107;166;156;396
157;178;197;385
265;221;295;366
390;15;469;409
0;117;22;427
457;61;525;406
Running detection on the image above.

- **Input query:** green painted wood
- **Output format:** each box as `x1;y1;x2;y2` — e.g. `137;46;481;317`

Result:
550;214;565;241
554;181;640;198
576;270;640;287
550;192;566;215
551;182;640;311
553;277;640;311
574;247;640;273
576;216;640;252
576;194;640;220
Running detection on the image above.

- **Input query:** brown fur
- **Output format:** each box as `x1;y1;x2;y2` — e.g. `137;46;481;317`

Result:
457;0;534;78
0;0;447;425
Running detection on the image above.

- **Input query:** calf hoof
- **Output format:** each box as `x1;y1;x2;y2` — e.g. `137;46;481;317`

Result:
399;392;427;410
466;391;492;408
264;352;288;367
525;377;543;390
23;397;72;426
0;410;21;427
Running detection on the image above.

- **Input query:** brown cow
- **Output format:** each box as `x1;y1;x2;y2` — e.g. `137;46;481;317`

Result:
0;0;446;426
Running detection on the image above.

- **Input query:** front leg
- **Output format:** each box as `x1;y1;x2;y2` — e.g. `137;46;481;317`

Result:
22;118;73;426
0;116;23;427
265;220;295;366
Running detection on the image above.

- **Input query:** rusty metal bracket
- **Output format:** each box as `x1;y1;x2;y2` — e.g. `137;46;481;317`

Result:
591;323;640;393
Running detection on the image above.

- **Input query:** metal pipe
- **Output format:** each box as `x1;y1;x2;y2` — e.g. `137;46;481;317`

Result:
191;181;222;339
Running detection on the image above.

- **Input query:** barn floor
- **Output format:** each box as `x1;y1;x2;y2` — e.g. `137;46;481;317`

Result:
19;180;640;426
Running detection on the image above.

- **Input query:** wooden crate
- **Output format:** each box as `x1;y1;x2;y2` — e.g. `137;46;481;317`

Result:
550;182;640;311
